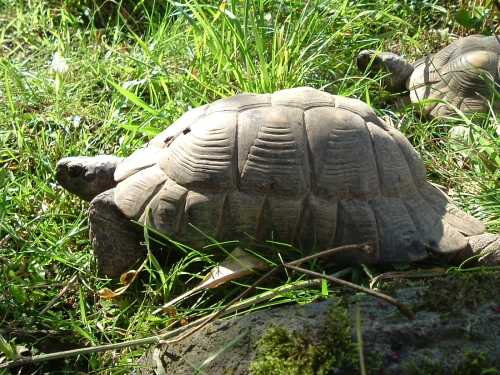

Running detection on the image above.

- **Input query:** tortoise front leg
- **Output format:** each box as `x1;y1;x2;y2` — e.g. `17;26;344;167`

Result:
89;189;145;278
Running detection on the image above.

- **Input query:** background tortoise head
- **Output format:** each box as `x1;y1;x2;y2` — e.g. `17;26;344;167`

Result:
356;49;414;93
56;155;124;202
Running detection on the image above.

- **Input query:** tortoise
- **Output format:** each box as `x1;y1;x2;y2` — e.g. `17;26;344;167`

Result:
56;87;499;278
357;35;500;118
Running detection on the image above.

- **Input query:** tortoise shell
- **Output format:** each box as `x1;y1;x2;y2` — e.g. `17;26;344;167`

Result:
111;87;485;264
410;35;500;117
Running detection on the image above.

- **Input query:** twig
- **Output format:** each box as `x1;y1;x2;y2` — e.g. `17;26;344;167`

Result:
39;275;78;316
0;329;75;337
0;243;413;369
163;243;373;344
21;284;69;289
284;265;414;318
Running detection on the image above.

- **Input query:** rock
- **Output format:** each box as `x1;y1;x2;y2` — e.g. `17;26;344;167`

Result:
138;279;500;374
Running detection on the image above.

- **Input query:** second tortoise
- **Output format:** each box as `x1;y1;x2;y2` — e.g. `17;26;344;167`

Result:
357;35;500;118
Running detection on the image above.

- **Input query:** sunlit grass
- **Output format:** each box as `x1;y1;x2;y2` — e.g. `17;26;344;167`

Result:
0;0;498;372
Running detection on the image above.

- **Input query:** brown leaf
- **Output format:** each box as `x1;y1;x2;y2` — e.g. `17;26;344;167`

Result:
97;254;149;299
154;248;269;313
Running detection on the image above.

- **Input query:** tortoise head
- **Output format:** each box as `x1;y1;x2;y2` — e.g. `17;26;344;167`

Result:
56;155;124;201
357;50;414;93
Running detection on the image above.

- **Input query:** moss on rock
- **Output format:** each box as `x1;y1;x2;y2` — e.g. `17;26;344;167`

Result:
403;350;499;375
382;269;500;315
250;301;381;375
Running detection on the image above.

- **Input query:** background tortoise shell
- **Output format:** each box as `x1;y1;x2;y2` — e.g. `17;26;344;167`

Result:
109;87;485;264
357;35;500;119
410;35;500;118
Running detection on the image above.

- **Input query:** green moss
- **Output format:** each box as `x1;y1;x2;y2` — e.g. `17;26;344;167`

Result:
249;301;380;375
403;350;499;375
382;269;500;315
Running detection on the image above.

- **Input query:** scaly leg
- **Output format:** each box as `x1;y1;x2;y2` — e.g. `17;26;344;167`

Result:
89;189;145;278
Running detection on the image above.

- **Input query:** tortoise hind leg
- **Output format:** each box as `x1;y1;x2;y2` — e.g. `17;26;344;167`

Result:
440;233;500;267
89;189;145;278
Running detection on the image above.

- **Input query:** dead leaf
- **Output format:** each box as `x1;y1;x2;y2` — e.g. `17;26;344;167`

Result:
97;254;149;299
369;267;447;289
198;247;269;289
153;248;269;314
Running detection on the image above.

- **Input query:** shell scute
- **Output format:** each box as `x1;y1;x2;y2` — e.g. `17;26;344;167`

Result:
115;165;167;220
205;92;271;114
369;196;427;263
218;189;263;241
333;95;384;126
295;195;337;251
387;129;427;189
254;195;305;245
149;104;209;148
238;106;309;194
139;179;188;236
115;146;163;182
271;86;334;109
305;107;378;200
419;185;486;235
176;190;227;247
159;112;237;189
115;104;210;182
402;190;469;253
332;199;380;263
367;122;416;197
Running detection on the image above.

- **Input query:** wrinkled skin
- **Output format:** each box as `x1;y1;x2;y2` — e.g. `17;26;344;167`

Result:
357;50;414;93
57;155;138;278
88;189;145;277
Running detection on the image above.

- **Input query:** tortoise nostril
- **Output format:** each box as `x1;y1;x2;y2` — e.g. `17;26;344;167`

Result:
67;165;83;177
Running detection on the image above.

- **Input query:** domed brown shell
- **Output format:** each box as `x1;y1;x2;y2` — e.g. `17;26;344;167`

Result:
111;87;485;264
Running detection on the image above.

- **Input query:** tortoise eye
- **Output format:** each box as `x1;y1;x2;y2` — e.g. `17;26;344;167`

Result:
67;165;83;177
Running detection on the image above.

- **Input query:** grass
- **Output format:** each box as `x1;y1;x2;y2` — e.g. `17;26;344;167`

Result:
1;0;499;373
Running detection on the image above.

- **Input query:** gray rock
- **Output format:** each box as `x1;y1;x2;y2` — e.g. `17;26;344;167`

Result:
138;285;500;374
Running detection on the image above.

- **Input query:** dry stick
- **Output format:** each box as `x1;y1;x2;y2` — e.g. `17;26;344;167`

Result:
0;244;366;369
39;275;78;316
284;264;414;318
0;329;75;336
163;243;373;344
0;243;412;369
0;274;349;370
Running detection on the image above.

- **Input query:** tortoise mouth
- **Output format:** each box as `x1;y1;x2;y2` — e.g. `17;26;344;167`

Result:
55;167;67;183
